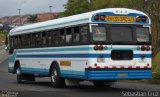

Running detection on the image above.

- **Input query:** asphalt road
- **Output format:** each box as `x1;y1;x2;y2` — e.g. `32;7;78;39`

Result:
0;57;160;97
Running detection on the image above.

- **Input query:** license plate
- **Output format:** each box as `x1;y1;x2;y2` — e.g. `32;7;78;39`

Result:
60;61;71;66
117;73;128;77
97;58;105;62
106;16;135;22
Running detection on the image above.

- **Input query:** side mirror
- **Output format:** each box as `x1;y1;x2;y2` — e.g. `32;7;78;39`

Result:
5;45;9;51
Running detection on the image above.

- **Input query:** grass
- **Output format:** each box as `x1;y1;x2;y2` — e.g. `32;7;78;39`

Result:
143;53;160;84
153;53;160;72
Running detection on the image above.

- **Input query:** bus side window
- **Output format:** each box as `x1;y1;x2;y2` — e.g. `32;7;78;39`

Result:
80;26;88;42
52;30;59;45
23;35;27;48
13;36;17;48
42;32;46;46
66;28;72;43
9;37;13;48
18;36;22;48
27;34;31;48
35;33;41;47
73;26;80;42
46;31;52;46
30;34;35;47
60;29;65;44
17;36;21;48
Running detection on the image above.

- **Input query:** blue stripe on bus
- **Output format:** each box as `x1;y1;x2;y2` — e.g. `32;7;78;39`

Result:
17;47;140;53
86;69;152;80
16;54;152;58
17;47;94;53
21;67;49;75
17;54;110;58
61;70;85;76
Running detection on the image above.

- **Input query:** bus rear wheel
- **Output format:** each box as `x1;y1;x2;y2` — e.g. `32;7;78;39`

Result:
51;65;65;88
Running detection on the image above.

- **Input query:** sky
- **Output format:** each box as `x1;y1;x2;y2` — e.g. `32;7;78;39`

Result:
0;0;68;17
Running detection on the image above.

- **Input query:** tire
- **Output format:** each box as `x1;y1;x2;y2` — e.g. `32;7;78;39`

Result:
51;65;65;88
93;81;105;87
16;67;23;83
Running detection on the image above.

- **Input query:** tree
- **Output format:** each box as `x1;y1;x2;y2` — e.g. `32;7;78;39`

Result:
28;14;38;23
63;0;90;16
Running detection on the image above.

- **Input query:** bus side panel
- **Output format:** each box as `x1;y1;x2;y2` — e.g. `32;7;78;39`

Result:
8;50;17;73
60;59;88;79
18;58;51;75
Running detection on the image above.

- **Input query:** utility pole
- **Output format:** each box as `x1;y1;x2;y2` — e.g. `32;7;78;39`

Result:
49;6;53;19
18;9;22;25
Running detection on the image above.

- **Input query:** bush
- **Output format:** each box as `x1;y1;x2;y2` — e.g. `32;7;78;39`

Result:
147;72;160;84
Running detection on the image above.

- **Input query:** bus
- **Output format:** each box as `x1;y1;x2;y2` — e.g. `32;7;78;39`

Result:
8;8;152;88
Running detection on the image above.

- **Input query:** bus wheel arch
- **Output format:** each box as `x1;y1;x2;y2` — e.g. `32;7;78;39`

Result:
13;60;20;74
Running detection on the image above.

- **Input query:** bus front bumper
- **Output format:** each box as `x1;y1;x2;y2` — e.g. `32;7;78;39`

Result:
85;68;152;80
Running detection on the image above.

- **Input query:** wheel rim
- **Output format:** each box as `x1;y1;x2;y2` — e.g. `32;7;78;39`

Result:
51;69;57;83
16;68;20;75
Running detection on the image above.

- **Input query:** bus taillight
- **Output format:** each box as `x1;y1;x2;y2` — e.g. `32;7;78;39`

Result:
136;16;141;22
94;15;106;21
94;15;99;21
141;45;146;51
136;16;148;22
94;45;104;50
100;15;105;21
142;16;147;22
140;45;150;51
146;45;150;51
99;45;103;50
94;45;99;50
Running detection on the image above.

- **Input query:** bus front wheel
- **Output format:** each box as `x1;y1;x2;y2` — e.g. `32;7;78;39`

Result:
50;65;65;88
16;67;23;83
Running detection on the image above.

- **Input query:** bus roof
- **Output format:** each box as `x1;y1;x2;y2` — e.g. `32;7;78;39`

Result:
9;8;150;36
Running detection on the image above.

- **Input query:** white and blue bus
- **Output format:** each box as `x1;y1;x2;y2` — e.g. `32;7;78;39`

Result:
8;8;152;88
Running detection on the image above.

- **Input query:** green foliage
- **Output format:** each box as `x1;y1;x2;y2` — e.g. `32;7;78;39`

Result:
147;72;160;84
28;14;38;23
153;53;160;72
63;0;90;16
90;0;129;10
148;52;160;84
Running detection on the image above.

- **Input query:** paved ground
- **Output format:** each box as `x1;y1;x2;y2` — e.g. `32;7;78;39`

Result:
0;45;8;63
0;47;160;97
